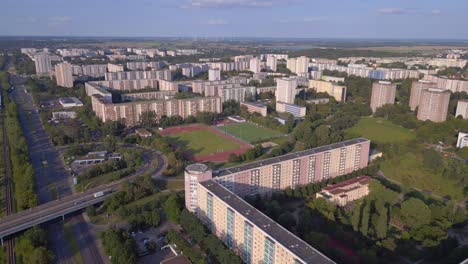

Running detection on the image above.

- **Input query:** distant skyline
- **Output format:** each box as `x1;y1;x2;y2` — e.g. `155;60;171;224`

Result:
2;0;468;39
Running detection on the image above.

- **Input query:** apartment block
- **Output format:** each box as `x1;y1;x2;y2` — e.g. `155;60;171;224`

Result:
457;132;468;148
455;100;468;119
209;68;221;81
107;63;124;73
370;81;396;112
34;53;52;74
309;80;347;102
409;80;437;111
241;101;268;117
266;56;277;72
185;138;370;263
120;90;178;102
249;58;261;73
276;102;306;117
316;176;370;206
191;78;248;95
423;75;468;93
126;61;165;71
287;57;309;74
55;62;74;88
105;70;172;81
91;94;221;126
85;79;160;93
417;88;450;122
276;78;298;104
218;86;256;103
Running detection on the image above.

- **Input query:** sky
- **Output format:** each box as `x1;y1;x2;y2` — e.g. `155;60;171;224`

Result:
1;0;468;39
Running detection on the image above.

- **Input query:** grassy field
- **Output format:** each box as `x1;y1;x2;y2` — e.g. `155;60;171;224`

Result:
165;129;241;156
345;117;415;144
380;151;464;201
220;122;283;143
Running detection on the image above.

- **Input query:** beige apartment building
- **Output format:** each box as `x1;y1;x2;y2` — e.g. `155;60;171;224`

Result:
241;101;268;117
55;62;74;88
417;88;450;122
309;80;347;102
409;80;437;111
316;176;370;206
370;81;396;112
276;77;297;104
91;94;221;126
107;63;124;73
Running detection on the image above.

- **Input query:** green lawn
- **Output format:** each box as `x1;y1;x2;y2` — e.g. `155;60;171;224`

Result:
219;122;283;143
380;151;464;201
345;117;415;144
165;129;241;156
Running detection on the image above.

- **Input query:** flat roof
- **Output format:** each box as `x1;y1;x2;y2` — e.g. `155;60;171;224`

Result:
322;176;370;193
215;138;369;177
242;101;267;108
200;180;334;264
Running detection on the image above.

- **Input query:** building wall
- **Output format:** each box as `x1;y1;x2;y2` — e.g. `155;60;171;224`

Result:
91;95;222;126
370;81;396;112
423;75;468;93
241;102;267;117
409;80;437;111
309;80;347;102
455;100;468;119
215;139;370;198
55;62;74;88
417;88;450;122
276;78;297;104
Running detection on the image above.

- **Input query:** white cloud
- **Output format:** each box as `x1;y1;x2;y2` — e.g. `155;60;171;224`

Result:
182;0;280;8
204;19;228;25
48;16;72;26
378;8;405;15
303;17;326;22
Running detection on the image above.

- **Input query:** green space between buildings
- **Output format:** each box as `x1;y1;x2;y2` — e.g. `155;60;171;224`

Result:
345;117;415;144
219;122;283;143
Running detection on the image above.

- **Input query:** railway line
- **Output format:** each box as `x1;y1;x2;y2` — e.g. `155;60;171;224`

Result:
1;90;15;264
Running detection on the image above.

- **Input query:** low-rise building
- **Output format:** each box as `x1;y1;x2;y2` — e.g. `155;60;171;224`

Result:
58;97;83;108
457;131;468;148
241;101;268;117
135;128;153;138
52;111;77;120
276;101;306;117
316;176;371;206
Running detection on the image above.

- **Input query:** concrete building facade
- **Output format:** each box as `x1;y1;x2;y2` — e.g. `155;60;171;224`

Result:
241;102;268;117
55;62;74;88
184;138;371;263
276;78;297;104
34;53;52;74
309;80;347;102
417;88;450;122
316;176;370;206
409;80;437;111
370;81;396;112
455;100;468;119
209;68;221;81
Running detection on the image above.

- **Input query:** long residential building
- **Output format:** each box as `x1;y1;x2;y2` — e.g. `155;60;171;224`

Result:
91;94;221;126
185;138;371;263
191;78;248;94
126;61;165;71
241;101;268;117
309;80;347;102
310;63;419;80
370;81;396;112
422;75;468;93
105;70;172;81
85;79;165;93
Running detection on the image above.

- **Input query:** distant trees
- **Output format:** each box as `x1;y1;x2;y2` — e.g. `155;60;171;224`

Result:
15;226;54;264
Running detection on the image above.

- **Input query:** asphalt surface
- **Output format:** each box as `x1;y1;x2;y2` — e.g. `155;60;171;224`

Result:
8;76;168;264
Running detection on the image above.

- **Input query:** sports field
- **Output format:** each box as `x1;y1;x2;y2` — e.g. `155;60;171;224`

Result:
166;129;240;156
219;122;283;143
161;124;251;162
345;117;415;144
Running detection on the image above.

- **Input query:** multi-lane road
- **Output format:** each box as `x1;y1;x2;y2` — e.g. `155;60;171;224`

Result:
7;76;167;263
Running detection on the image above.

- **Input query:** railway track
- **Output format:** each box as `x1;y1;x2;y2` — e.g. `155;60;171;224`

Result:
1;91;15;264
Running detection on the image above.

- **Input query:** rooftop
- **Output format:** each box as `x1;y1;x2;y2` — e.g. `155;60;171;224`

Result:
322;176;370;193
215;138;369;177
201;180;334;264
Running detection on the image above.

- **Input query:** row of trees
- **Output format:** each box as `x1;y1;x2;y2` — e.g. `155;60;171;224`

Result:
15;226;54;264
100;227;137;264
2;73;38;210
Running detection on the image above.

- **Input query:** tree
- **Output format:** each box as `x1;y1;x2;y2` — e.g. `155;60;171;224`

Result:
400;198;431;229
351;202;362;231
163;194;182;223
360;200;371;236
375;206;388;239
139;111;156;128
86;206;97;217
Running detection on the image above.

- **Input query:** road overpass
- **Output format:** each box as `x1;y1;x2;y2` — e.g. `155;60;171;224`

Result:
0;185;115;243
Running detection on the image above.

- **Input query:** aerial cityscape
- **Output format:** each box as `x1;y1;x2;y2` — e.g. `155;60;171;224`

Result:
0;1;467;264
